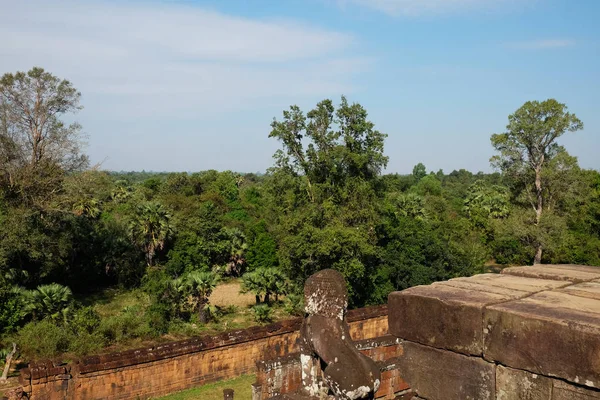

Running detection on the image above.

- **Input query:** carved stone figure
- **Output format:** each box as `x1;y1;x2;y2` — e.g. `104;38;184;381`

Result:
298;269;381;399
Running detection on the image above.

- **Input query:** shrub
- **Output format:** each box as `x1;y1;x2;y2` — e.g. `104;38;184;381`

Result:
283;294;304;316
68;332;104;356
146;302;171;335
252;304;272;323
71;306;101;334
16;320;70;361
97;305;153;344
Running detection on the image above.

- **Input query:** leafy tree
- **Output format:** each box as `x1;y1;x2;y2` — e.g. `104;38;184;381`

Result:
412;163;427;182
491;99;583;264
246;220;278;271
266;97;387;304
130;202;174;267
464;180;510;224
0;67;87;204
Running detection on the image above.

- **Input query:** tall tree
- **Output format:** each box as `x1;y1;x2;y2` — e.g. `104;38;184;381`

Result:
0;67;87;203
490;99;583;264
267;97;387;305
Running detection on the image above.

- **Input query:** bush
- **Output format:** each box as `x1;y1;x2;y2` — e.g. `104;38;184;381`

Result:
146;302;171;335
252;304;272;323
98;305;154;344
283;294;304;316
0;286;25;334
68;332;104;356
71;306;101;334
16;320;70;361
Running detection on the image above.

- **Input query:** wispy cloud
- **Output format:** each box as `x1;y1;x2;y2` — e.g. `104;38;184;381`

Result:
507;39;576;49
337;0;524;16
0;0;367;118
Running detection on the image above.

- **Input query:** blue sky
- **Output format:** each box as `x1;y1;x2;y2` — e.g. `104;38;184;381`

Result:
1;0;598;173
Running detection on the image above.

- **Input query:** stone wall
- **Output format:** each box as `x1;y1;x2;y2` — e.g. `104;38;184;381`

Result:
387;265;600;400
18;305;388;400
254;336;411;400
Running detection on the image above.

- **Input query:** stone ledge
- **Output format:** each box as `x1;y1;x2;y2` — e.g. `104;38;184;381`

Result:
388;265;600;390
388;272;566;356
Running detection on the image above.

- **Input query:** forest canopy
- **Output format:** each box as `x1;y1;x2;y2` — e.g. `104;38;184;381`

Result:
1;67;599;362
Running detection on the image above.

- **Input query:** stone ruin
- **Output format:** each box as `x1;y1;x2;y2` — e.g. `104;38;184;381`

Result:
293;269;381;399
257;264;600;400
10;264;600;400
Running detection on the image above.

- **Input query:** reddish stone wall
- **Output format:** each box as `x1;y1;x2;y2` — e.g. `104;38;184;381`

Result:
19;305;387;400
254;336;411;400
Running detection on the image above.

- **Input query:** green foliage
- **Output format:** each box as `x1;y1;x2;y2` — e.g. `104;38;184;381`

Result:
129;202;174;266
252;304;273;323
246;221;278;271
0;285;25;334
490;99;584;263
241;268;288;304
15;320;70;360
283;293;304;316
71;306;101;334
412;163;427;182
97;305;154;344
19;283;73;324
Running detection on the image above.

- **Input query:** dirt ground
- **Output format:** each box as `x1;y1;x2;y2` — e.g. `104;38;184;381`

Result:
209;280;255;307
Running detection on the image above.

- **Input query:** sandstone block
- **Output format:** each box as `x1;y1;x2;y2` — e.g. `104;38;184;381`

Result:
484;288;600;388
501;265;600;283
388;274;550;355
496;365;552;400
393;341;495;400
552;380;600;399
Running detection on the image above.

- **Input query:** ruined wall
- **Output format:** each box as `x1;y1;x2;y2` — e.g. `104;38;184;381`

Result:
19;305;387;400
254;336;411;400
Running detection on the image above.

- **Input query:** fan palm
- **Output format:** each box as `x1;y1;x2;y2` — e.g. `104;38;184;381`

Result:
180;271;219;323
20;283;73;323
129;202;173;266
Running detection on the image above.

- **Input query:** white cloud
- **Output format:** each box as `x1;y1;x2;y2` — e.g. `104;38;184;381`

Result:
508;39;575;49
337;0;522;16
0;0;367;118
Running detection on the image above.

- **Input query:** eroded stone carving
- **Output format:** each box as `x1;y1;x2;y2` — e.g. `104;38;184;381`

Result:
298;269;381;399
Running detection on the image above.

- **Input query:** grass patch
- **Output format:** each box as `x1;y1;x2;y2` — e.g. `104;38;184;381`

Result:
156;374;255;400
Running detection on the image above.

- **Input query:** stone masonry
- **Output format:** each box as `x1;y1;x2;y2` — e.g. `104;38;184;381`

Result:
388;264;600;400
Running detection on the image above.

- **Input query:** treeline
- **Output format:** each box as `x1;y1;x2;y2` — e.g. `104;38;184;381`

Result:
1;68;599;362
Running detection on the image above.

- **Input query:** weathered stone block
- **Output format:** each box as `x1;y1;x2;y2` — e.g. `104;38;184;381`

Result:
393;341;495;400
496;365;552;400
552;380;600;399
501;265;600;283
388;275;543;355
484;289;600;388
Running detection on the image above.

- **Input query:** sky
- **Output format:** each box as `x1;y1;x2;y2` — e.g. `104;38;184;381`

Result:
1;0;598;174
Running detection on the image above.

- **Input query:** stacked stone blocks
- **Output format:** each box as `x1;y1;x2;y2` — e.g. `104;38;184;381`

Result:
388;264;600;400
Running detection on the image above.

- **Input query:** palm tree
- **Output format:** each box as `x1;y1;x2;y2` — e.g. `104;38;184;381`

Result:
72;197;101;218
241;267;288;304
20;283;73;323
129;202;173;267
224;228;248;276
110;180;132;202
184;271;219;323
